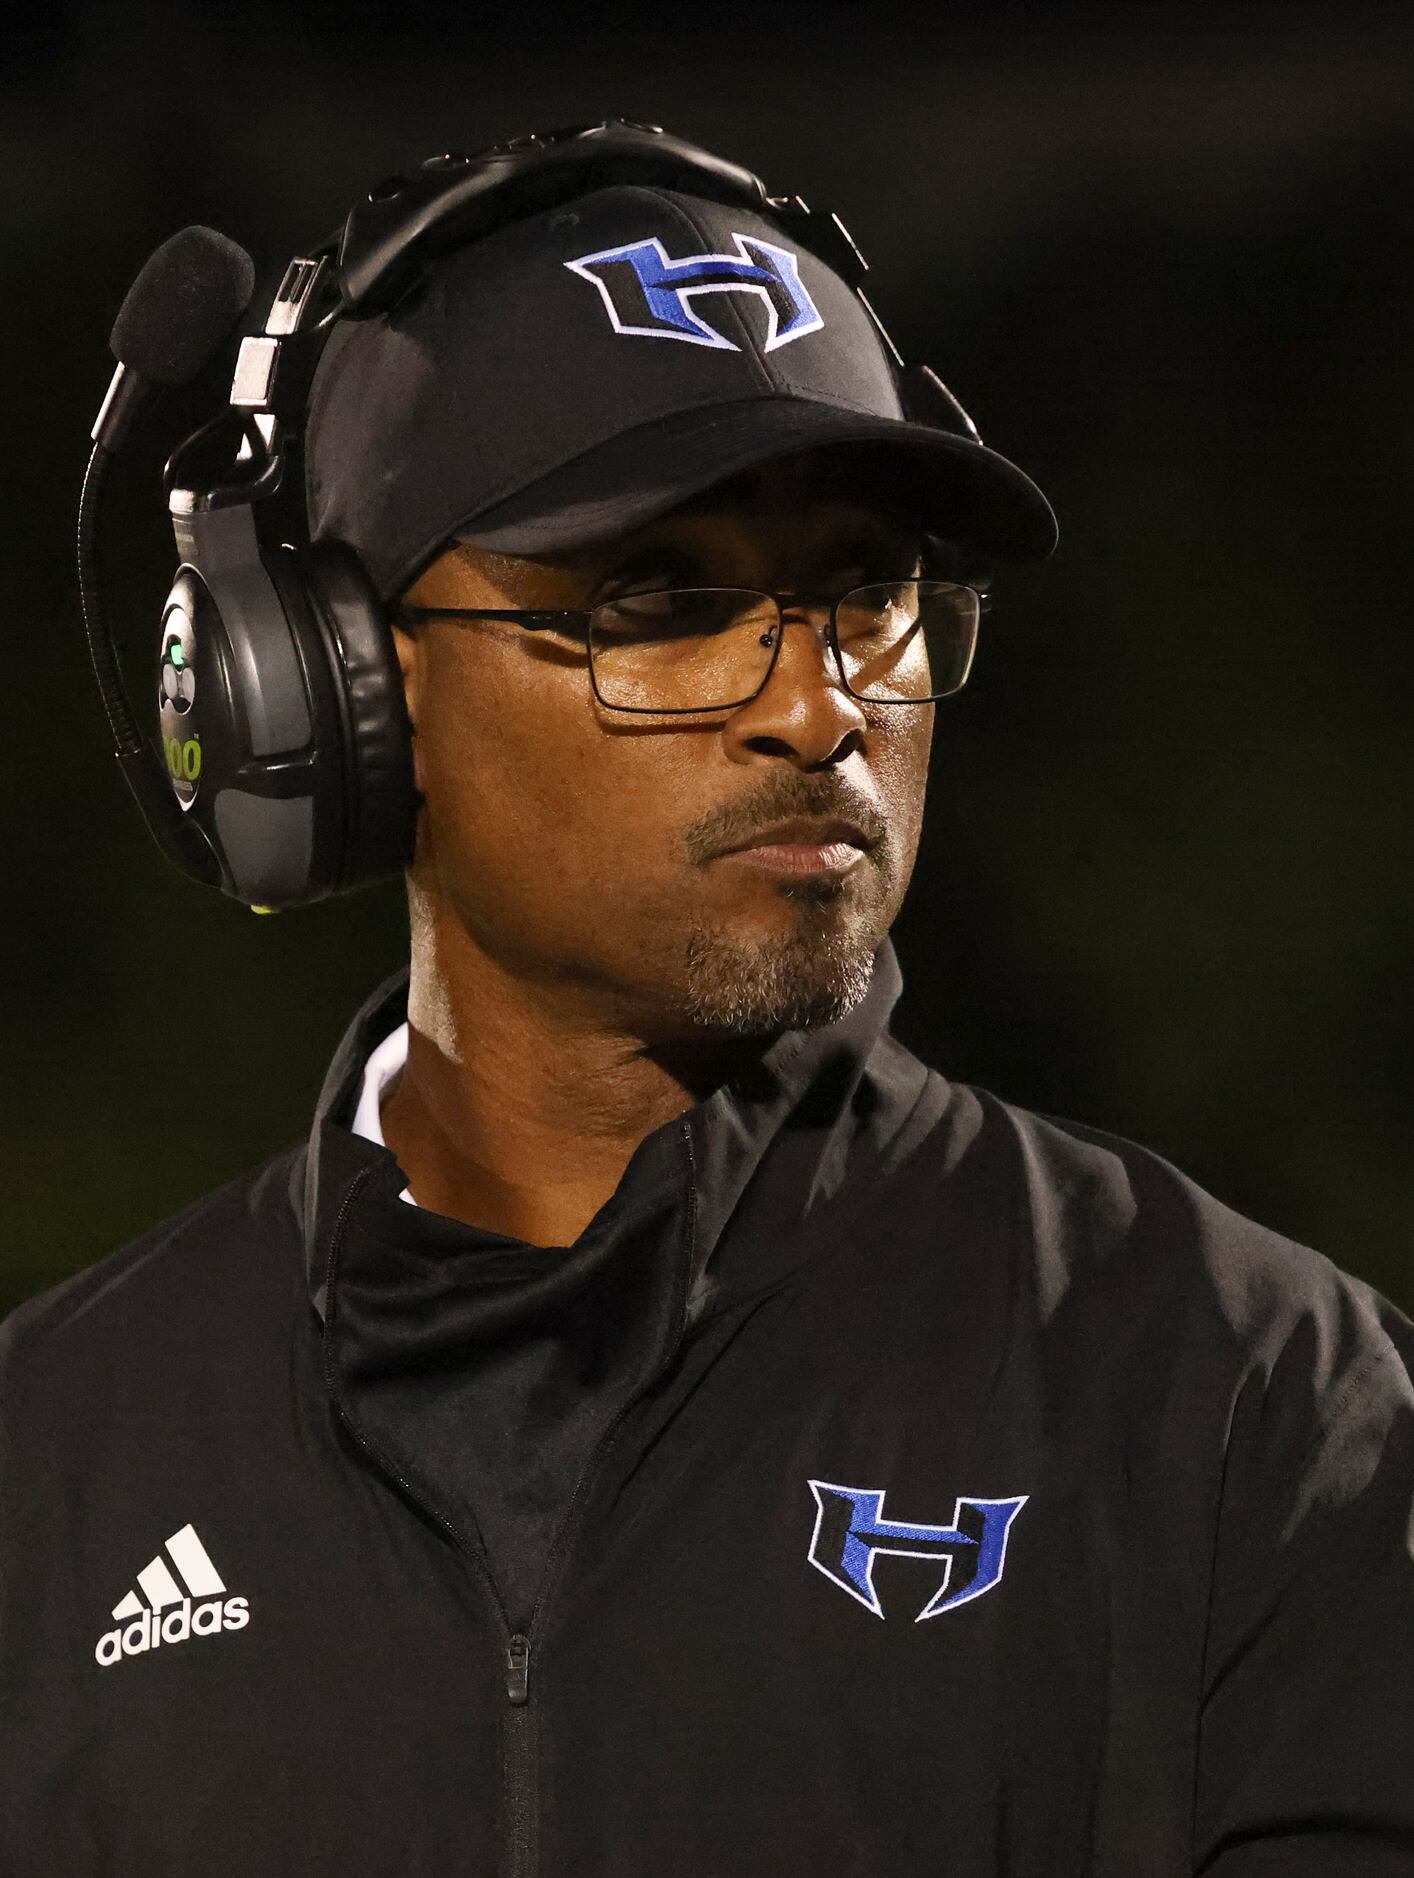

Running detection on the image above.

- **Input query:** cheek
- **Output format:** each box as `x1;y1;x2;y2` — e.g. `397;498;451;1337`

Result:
421;650;579;869
414;643;685;933
866;703;935;856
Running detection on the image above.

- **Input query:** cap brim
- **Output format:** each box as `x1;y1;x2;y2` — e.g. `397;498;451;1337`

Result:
444;398;1057;568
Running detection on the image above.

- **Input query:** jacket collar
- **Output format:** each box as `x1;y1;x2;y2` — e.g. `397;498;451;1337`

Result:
292;934;939;1325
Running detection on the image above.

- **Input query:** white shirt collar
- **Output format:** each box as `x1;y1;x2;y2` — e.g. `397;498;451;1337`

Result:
349;1020;418;1206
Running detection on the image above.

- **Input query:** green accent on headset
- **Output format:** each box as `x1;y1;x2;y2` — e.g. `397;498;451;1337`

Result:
169;643;186;668
165;735;201;783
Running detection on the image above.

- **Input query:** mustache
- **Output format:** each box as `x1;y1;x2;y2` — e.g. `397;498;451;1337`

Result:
683;778;889;865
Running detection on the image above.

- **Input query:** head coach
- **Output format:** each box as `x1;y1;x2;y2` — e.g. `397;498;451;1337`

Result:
4;121;1412;1875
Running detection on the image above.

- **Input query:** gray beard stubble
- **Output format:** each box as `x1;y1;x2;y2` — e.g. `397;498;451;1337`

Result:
679;876;880;1035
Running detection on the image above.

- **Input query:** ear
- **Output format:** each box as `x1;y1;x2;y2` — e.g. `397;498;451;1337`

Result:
391;619;419;711
390;621;424;795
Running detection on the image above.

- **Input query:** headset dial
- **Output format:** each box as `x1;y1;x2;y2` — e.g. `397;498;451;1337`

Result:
160;646;195;711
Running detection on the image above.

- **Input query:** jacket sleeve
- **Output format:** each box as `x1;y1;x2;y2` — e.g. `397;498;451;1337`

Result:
1192;1272;1414;1874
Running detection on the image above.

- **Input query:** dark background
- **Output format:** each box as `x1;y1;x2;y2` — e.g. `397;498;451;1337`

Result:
5;1;1412;1316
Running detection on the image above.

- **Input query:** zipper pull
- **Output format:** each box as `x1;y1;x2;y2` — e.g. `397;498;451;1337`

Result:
506;1632;531;1706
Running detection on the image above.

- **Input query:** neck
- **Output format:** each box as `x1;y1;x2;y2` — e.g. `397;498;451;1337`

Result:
378;891;772;1249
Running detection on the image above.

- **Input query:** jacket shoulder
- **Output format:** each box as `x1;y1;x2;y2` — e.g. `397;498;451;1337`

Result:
943;1082;1414;1438
0;1143;308;1399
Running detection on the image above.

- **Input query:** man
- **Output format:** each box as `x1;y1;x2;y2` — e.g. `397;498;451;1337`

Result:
3;141;1412;1876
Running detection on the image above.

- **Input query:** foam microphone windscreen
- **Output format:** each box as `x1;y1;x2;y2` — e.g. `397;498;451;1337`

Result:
109;225;257;386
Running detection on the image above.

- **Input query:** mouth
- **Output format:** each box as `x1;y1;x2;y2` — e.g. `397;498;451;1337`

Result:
713;816;877;879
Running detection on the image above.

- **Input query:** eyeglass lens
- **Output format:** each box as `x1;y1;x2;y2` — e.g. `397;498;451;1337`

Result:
587;583;978;711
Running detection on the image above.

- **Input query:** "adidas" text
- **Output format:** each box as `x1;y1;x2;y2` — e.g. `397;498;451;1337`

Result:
94;1522;248;1668
95;1596;248;1666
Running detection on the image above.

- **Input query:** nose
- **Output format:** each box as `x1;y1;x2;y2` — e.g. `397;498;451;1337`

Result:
720;603;869;770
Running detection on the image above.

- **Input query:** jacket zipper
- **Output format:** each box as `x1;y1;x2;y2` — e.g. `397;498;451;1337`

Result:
321;1130;699;1878
492;1294;692;1878
503;1633;534;1878
514;1118;700;1649
323;1170;533;1875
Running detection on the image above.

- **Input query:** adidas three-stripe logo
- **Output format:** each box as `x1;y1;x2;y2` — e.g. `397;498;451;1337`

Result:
95;1523;248;1667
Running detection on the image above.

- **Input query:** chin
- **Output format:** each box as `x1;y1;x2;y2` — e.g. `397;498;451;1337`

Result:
677;901;883;1036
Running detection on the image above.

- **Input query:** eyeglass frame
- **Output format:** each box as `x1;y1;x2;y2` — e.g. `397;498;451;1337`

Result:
393;579;989;715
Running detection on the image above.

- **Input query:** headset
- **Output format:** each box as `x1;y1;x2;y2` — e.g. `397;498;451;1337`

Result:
78;118;987;913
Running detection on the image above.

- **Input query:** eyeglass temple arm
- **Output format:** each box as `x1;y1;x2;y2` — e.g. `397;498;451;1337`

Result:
394;604;591;631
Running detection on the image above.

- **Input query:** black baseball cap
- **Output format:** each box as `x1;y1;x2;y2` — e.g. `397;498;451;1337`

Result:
304;182;1058;603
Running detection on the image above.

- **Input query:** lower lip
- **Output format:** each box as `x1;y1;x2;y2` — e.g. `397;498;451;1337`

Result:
721;841;867;876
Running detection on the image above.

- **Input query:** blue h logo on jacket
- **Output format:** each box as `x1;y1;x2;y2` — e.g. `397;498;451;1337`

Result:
807;1480;1028;1620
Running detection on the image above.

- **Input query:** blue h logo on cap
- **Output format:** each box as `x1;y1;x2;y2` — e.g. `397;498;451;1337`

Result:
565;232;824;353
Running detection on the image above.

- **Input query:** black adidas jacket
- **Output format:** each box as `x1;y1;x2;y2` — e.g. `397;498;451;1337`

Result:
3;938;1412;1876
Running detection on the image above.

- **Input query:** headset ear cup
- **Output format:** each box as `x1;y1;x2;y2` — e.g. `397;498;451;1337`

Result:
299;540;418;892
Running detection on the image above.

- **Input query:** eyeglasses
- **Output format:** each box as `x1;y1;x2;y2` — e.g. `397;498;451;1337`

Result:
395;580;985;714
